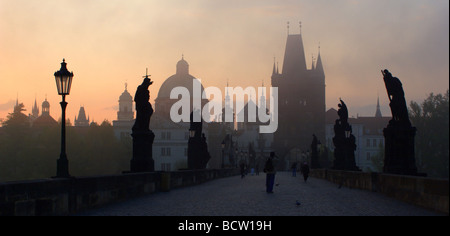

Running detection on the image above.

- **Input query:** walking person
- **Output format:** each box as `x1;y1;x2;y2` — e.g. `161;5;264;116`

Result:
240;161;246;179
264;152;277;193
291;162;297;177
301;161;310;183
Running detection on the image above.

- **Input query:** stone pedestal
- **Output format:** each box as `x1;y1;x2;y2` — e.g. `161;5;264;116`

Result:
383;123;419;176
130;130;155;172
332;122;360;171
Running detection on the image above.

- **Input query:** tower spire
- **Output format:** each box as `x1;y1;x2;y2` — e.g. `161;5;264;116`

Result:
375;95;382;117
315;44;324;77
299;21;302;34
287;21;290;35
272;57;277;75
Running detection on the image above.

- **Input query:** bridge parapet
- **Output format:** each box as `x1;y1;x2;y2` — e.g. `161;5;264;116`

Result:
0;168;239;216
310;169;449;214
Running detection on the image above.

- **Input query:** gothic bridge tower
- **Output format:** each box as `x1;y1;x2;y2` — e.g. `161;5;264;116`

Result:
271;24;325;155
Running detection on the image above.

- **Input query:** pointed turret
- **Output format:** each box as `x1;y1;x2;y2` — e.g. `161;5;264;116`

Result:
260;81;266;110
375;96;382;118
32;97;39;117
272;58;277;75
315;47;325;77
75;106;89;127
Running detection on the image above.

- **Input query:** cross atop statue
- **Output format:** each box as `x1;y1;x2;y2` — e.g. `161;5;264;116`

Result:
132;68;154;132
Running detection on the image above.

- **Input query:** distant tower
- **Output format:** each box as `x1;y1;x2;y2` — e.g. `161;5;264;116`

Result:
222;80;235;131
259;81;266;110
32;97;39;117
75;106;90;127
32;97;57;127
271;24;326;153
375;96;382;118
117;83;134;121
28;97;40;122
42;98;50;116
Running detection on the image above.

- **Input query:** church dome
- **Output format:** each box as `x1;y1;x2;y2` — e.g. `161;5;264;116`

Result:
119;84;133;101
42;99;50;108
156;56;205;100
176;56;189;75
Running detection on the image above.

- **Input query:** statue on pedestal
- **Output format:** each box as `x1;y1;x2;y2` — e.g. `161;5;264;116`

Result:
332;99;359;171
187;110;211;169
382;69;411;126
382;69;420;176
129;73;155;173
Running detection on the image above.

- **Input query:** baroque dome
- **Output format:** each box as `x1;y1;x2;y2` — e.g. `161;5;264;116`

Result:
119;84;133;101
156;56;205;100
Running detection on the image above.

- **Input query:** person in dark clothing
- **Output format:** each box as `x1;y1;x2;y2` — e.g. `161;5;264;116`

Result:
301;162;310;183
264;152;276;193
240;161;246;179
291;162;297;177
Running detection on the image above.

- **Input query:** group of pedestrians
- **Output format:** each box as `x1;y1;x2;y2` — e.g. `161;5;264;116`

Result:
240;162;260;179
263;152;310;193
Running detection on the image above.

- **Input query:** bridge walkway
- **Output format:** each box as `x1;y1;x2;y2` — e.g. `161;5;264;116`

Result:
76;171;443;216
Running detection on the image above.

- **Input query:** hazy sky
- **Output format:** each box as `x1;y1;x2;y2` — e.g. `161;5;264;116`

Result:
0;0;448;123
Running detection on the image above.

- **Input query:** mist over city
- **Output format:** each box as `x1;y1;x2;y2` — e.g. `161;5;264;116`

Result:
0;0;448;218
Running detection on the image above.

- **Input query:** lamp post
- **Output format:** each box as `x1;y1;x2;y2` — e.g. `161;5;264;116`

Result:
189;128;196;138
54;59;73;178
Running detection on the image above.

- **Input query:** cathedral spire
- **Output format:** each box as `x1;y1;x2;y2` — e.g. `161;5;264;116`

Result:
299;21;302;35
315;44;324;77
287;21;290;35
32;96;39;117
375;95;382;118
272;57;277;75
260;81;266;110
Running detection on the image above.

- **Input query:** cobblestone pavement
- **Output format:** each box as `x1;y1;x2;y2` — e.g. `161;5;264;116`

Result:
76;171;444;216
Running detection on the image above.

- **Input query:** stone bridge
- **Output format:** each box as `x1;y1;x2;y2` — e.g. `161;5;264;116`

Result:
1;168;446;216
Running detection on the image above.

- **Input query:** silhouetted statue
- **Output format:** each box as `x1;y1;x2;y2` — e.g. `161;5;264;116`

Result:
337;99;348;124
132;78;153;131
332;99;359;171
187;110;210;169
381;69;421;176
128;75;155;173
189;109;202;139
382;69;410;126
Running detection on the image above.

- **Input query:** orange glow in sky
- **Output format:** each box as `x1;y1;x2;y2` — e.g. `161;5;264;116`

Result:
0;0;448;124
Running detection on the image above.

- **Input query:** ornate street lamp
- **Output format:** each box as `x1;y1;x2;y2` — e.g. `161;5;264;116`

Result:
345;125;351;138
54;59;73;178
189;128;196;138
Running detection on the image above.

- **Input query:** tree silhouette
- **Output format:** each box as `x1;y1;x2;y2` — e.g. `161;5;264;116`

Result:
409;90;449;178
